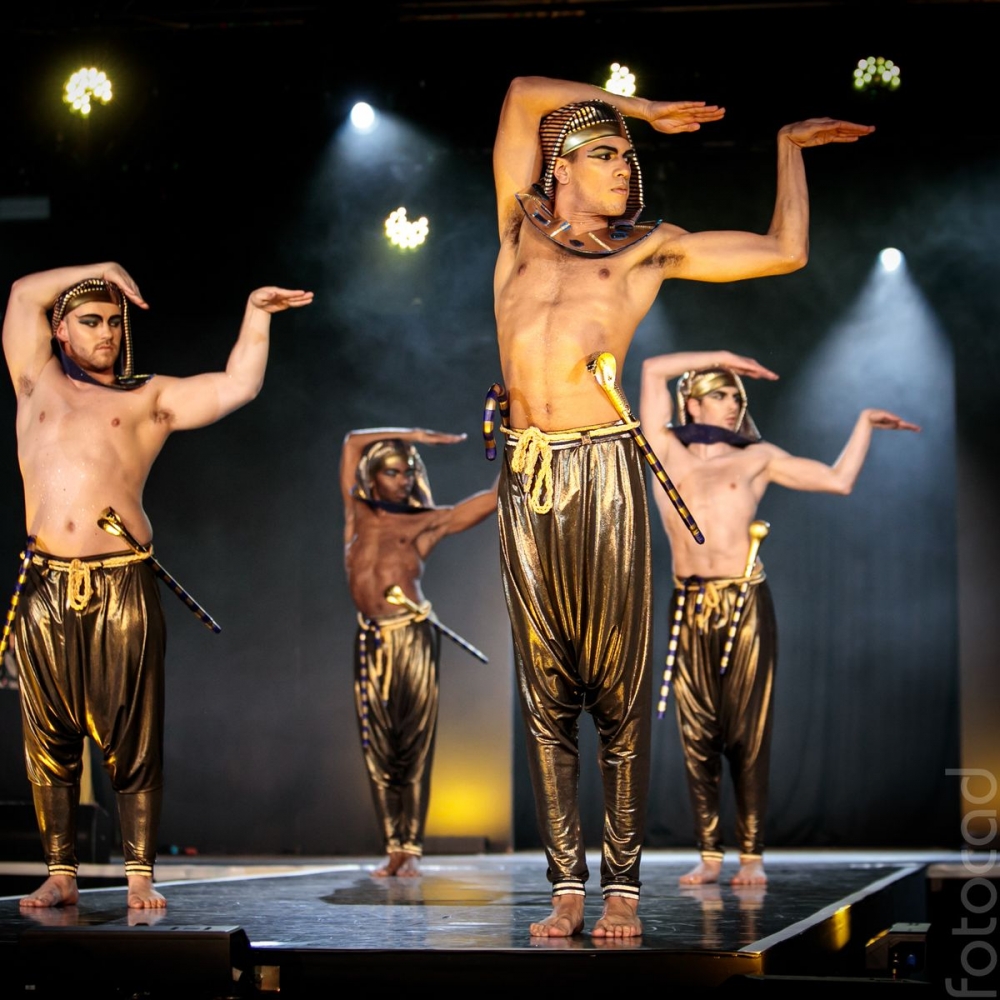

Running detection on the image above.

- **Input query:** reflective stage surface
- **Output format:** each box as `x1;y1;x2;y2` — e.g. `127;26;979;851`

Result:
0;849;982;996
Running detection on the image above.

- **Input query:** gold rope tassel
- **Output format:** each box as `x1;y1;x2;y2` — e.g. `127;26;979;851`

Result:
67;560;93;612
694;582;725;633
31;549;150;614
510;427;554;514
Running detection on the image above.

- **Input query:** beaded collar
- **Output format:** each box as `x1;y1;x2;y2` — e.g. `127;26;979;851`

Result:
516;185;661;257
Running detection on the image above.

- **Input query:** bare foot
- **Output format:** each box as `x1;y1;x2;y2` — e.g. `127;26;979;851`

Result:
127;874;167;909
679;858;722;885
732;856;767;885
20;874;79;908
592;895;642;939
529;894;585;938
372;852;421;877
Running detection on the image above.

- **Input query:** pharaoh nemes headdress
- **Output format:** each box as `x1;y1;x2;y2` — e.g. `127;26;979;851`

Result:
537;100;645;226
516;99;658;256
50;278;150;388
353;439;435;510
675;367;761;442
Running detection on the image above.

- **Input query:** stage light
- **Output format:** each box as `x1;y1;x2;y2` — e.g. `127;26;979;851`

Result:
854;56;901;93
350;101;376;132
605;62;636;97
384;206;428;249
880;247;904;272
64;66;112;116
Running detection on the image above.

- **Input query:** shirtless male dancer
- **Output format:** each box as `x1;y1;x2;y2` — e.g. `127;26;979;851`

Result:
3;261;312;908
341;428;497;877
639;351;919;887
490;74;874;938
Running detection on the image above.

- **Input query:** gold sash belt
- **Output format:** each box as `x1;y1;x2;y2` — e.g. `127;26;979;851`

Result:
357;601;432;633
502;420;638;515
674;566;766;633
32;549;150;613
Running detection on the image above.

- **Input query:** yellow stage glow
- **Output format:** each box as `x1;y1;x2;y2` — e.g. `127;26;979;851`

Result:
822;906;853;952
64;66;113;115
605;62;636;97
853;56;901;92
426;779;507;835
385;207;429;249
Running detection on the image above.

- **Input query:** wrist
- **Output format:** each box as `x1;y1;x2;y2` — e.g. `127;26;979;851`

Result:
777;128;803;150
634;97;653;122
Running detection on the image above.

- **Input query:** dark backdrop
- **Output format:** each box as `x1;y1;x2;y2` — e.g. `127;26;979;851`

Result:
0;2;995;856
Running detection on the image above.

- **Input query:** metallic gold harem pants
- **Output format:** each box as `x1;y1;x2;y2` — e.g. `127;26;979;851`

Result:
670;575;777;860
354;609;440;857
14;548;166;880
498;424;652;900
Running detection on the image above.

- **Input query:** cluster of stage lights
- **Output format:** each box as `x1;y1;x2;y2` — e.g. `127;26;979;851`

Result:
64;66;113;115
854;56;901;92
385;207;429;250
605;62;636;97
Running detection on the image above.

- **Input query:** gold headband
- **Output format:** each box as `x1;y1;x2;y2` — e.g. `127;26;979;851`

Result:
684;369;738;400
560;120;629;156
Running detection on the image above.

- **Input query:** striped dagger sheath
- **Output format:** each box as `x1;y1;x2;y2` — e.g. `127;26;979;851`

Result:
0;535;37;660
482;383;510;460
657;584;687;718
657;580;708;718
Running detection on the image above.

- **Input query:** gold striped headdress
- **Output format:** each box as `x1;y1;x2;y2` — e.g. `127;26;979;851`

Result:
538;100;645;227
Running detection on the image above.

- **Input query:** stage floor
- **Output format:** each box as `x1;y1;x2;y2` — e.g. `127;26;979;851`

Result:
0;849;966;996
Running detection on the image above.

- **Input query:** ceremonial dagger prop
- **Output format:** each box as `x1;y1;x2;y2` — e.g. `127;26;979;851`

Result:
384;585;488;664
719;519;770;674
98;507;222;634
587;352;705;545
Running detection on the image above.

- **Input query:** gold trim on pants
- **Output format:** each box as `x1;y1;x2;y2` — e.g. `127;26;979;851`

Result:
498;424;652;900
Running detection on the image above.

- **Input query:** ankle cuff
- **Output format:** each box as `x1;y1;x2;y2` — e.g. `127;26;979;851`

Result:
552;879;586;897
602;882;640;901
